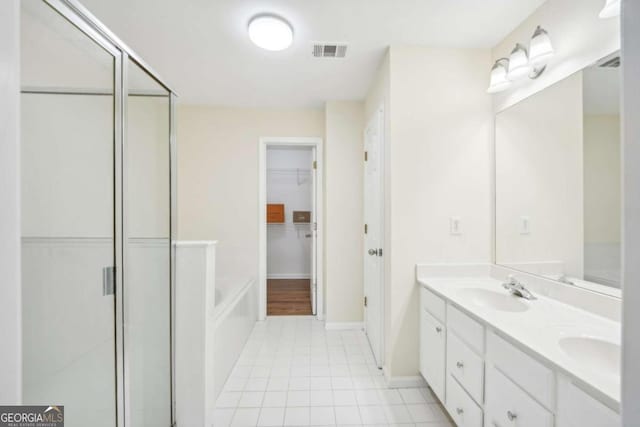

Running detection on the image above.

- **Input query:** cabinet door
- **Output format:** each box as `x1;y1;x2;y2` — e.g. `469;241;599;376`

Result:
485;365;554;427
420;308;446;402
556;375;619;427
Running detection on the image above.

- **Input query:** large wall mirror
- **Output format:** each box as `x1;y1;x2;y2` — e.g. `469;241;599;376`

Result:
495;52;621;297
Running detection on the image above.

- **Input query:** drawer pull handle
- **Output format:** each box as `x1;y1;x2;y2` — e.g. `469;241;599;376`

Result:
456;361;464;369
456;407;464;415
435;326;442;333
507;410;517;421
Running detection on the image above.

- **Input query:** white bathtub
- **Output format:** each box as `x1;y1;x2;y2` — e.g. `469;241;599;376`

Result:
175;241;257;427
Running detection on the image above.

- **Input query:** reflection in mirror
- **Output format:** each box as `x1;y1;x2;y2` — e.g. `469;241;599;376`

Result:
583;59;621;289
495;53;621;295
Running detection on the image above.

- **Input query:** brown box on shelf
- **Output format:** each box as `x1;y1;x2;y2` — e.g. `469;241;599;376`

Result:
267;204;285;223
292;210;311;223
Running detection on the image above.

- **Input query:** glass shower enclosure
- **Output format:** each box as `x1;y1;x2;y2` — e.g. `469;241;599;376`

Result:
20;1;177;426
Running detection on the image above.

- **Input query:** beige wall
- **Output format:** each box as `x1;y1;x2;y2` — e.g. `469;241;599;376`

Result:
324;101;365;323
365;46;493;378
177;106;325;282
389;46;493;377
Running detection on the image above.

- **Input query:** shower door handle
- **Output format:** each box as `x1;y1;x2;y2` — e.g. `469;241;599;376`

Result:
103;266;115;296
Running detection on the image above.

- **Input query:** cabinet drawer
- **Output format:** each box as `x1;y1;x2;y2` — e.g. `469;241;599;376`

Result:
447;305;484;354
486;330;554;410
420;308;446;402
421;286;446;323
485;365;553;427
447;331;484;404
446;374;483;427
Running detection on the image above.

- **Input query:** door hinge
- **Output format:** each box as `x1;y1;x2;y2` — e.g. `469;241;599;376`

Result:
313;160;317;169
364;151;368;161
364;296;368;307
364;224;368;234
102;266;115;296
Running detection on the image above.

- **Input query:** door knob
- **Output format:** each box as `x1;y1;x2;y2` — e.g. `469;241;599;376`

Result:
368;249;378;256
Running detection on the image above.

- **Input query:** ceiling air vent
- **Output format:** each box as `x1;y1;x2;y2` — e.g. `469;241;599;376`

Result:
599;56;621;68
312;43;347;58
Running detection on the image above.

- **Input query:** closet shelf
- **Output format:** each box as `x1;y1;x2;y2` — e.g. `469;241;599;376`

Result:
267;222;311;227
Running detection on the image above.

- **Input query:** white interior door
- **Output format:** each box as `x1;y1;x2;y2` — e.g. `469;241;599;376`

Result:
364;107;384;367
311;147;318;315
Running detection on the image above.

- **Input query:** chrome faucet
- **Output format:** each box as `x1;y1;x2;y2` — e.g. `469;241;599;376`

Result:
502;276;537;300
558;274;575;286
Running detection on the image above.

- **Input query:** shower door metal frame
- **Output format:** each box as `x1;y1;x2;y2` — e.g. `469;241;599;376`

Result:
38;1;178;426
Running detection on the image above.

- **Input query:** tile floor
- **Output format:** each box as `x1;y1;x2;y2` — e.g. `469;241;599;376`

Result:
214;316;454;426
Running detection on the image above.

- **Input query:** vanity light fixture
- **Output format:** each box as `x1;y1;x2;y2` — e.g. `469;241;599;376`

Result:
248;14;294;51
529;26;554;68
487;25;554;93
507;43;531;80
599;0;620;18
487;58;511;93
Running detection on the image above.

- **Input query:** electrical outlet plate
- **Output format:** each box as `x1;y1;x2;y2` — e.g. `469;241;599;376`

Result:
520;216;531;235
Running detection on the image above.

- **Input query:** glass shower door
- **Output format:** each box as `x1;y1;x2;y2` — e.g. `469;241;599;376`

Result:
124;59;172;427
20;1;118;426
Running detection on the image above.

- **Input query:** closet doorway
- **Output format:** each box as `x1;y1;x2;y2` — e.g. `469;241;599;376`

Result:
259;138;324;320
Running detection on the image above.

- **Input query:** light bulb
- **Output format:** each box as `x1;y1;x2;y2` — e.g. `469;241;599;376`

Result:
487;59;511;93
507;44;530;80
599;0;620;19
529;26;554;68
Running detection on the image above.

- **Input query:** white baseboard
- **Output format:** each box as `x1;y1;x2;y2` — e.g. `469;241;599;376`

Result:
267;274;311;279
383;367;427;388
324;321;364;331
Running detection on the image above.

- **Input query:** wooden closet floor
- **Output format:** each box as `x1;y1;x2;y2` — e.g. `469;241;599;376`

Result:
267;279;312;316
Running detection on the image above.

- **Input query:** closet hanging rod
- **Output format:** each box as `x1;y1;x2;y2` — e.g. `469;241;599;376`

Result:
267;167;311;173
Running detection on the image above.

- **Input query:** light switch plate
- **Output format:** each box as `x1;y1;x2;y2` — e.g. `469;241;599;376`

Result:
450;216;462;235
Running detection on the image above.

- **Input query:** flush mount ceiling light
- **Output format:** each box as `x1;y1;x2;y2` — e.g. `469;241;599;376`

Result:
599;0;620;18
487;58;511;93
248;14;293;51
487;25;554;94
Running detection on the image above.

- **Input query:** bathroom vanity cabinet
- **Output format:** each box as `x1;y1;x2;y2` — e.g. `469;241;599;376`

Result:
419;284;620;427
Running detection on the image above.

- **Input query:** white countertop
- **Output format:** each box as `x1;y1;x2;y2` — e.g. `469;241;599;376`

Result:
417;276;621;411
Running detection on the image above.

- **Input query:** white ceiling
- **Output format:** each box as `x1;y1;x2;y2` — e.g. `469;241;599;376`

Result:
80;0;546;108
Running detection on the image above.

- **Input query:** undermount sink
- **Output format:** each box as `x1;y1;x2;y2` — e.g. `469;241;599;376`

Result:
559;336;620;377
458;288;529;312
